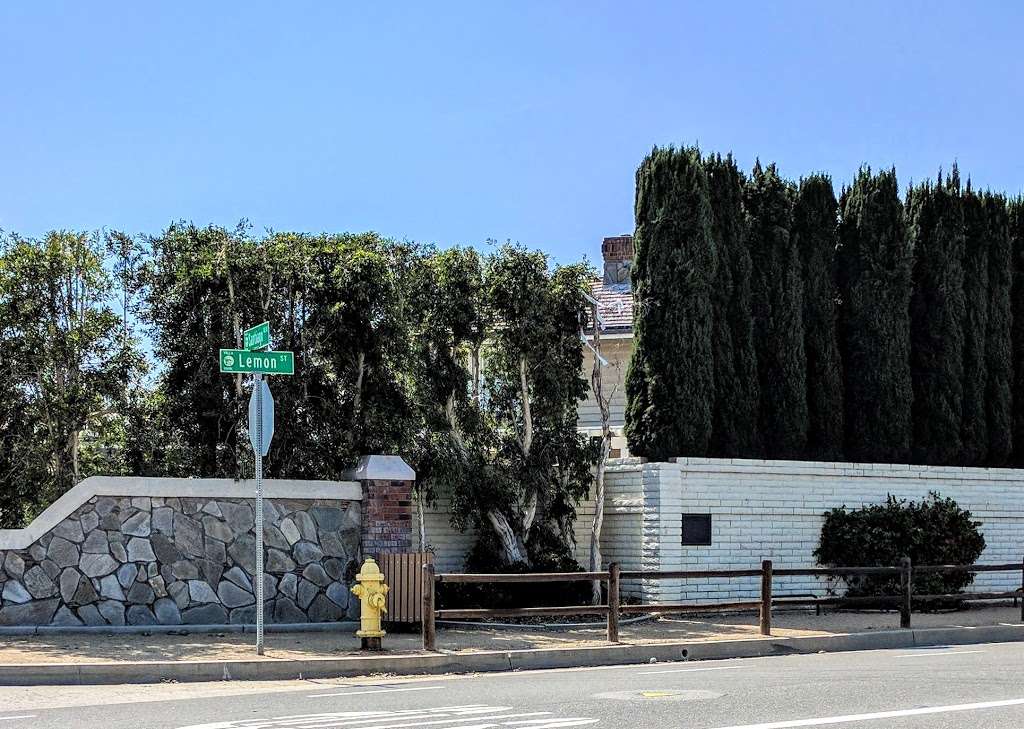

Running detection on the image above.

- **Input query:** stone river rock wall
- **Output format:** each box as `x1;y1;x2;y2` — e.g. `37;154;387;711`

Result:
0;495;361;627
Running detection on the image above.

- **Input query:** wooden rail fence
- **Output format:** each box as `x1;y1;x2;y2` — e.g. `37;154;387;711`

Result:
421;557;1024;651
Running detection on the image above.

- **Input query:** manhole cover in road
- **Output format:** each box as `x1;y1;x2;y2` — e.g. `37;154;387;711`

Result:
594;689;721;703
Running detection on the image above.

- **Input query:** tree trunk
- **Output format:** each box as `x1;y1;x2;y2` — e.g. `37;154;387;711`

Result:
350;350;366;448
588;301;613;604
417;488;427;552
70;430;80;485
487;510;530;566
471;345;482;403
518;356;533;457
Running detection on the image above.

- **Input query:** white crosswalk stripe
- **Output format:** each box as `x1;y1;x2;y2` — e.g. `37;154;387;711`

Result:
176;704;598;729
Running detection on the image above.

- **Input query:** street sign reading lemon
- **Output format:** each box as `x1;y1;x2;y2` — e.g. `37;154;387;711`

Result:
219;349;294;375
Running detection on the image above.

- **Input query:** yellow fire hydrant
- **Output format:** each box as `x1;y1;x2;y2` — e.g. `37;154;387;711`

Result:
351;557;389;650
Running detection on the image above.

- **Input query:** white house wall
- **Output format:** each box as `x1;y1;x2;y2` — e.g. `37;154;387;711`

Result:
578;338;631;435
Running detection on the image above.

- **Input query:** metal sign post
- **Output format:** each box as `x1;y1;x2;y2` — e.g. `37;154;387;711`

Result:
222;322;291;656
248;376;274;654
254;373;265;654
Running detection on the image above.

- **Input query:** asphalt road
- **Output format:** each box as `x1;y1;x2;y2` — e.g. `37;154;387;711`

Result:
2;642;1023;728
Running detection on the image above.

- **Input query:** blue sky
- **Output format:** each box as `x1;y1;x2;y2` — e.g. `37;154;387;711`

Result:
2;2;1022;264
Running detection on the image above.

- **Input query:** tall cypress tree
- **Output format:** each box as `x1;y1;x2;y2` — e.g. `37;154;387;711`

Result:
1009;199;1024;466
984;192;1013;464
907;169;965;465
706;153;761;458
625;146;717;460
837;167;913;463
793;174;844;461
960;184;989;465
745;162;808;459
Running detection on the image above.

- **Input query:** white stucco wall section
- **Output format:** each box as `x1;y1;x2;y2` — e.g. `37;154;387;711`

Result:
0;476;361;550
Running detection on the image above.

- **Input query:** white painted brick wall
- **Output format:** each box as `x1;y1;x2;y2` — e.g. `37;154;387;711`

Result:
414;457;1024;606
651;457;1024;603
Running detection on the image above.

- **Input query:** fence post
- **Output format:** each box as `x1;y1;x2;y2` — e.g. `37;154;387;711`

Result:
760;559;773;636
1019;556;1023;622
899;556;912;629
422;562;436;651
607;562;620;643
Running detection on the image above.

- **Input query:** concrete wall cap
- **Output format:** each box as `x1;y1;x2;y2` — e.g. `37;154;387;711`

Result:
346;455;416;482
0;475;360;551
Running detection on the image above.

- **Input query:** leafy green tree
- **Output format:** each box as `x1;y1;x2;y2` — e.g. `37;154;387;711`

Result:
0;350;33;527
625;146;717;460
144;223;416;480
706;153;761;458
746;162;807;459
145;223;262;479
837;167;913;463
0;231;140;526
793;174;844;461
907;170;965;465
419;245;596;567
984;193;1013;465
406;246;485;547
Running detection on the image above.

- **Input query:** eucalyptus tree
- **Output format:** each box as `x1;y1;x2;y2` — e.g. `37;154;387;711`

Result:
417;244;596;567
0;231;139;526
406;245;485;548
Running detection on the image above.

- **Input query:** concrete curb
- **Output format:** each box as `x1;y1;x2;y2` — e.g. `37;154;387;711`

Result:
1;623;1020;686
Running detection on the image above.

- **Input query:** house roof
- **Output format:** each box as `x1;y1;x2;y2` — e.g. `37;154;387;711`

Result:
587;277;633;334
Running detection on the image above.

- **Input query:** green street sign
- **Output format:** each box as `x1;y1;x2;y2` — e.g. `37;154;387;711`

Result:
220;349;294;375
244;321;271;351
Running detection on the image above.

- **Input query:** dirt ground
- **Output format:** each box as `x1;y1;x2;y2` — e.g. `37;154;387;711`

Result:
0;604;1018;665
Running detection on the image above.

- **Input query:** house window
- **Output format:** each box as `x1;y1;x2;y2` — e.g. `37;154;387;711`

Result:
681;514;712;546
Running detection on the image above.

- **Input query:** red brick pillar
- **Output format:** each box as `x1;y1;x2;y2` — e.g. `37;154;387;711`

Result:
350;455;415;559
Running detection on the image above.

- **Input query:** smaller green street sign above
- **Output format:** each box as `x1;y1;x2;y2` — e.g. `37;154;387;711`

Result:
220;349;294;375
244;321;271;351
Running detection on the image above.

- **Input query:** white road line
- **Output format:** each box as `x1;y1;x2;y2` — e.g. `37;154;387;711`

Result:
705;697;1024;729
639;665;750;675
329;711;550;728
893;649;985;658
0;718;36;723
307;685;445;698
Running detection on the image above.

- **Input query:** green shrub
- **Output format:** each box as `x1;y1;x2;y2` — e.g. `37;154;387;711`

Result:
814;493;986;599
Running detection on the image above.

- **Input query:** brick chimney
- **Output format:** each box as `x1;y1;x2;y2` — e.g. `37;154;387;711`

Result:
601;235;634;288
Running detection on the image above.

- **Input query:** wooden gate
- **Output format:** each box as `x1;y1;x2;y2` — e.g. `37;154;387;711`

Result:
378;552;434;624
